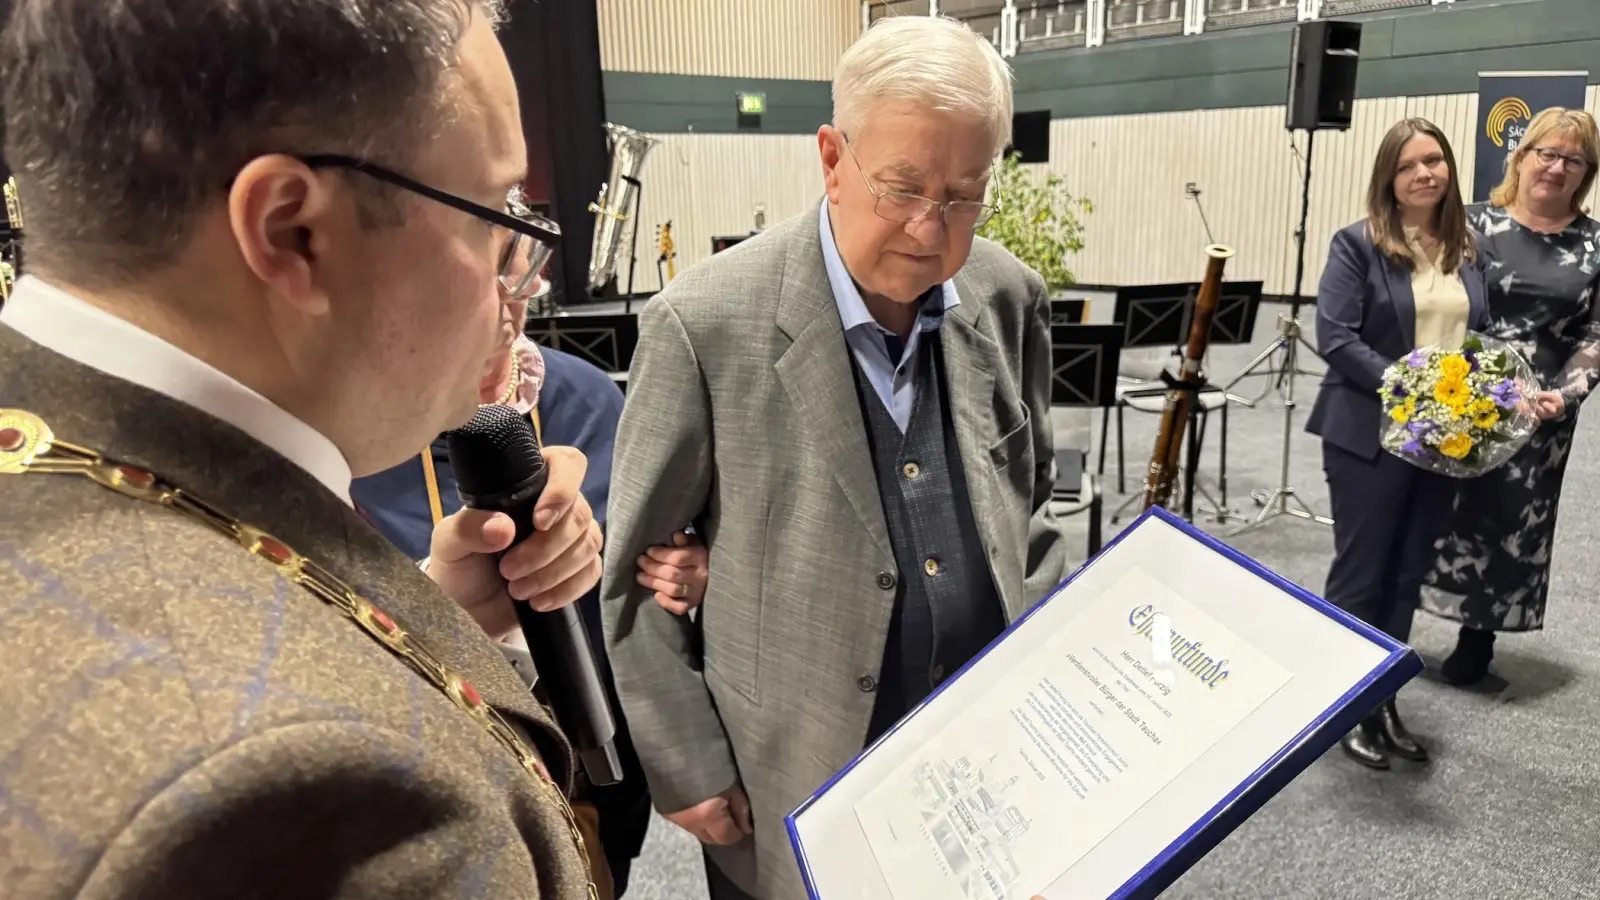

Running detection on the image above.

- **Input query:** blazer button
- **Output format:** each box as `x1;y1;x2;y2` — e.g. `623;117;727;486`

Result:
876;571;896;590
857;675;878;693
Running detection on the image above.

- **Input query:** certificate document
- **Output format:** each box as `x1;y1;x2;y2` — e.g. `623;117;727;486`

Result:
787;510;1421;900
851;569;1293;900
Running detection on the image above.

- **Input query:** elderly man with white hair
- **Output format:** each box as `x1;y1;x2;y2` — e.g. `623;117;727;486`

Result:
600;15;1070;900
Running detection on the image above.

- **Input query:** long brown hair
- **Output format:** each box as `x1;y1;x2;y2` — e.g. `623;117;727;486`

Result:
1365;117;1473;275
1488;107;1600;214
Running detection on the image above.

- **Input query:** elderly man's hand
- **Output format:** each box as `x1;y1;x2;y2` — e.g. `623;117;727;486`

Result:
638;530;709;615
424;445;603;640
665;784;753;846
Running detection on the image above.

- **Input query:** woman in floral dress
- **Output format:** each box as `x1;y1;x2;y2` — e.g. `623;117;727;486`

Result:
1424;108;1600;685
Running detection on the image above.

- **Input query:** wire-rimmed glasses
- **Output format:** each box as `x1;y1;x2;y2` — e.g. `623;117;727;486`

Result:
840;137;999;230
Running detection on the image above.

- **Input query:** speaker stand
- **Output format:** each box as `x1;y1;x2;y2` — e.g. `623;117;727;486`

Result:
1228;128;1333;538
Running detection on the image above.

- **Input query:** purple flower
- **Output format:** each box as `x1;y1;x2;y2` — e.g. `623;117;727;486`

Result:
1405;350;1429;368
1489;378;1519;409
1390;382;1409;398
1401;438;1423;455
1464;349;1479;371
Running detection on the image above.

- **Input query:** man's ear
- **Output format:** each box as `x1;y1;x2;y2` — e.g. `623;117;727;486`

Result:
819;125;845;204
228;155;336;318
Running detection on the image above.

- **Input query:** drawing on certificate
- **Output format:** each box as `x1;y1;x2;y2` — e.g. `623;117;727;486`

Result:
852;568;1295;900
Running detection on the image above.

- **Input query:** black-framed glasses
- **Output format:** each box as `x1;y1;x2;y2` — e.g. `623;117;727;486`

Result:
839;137;999;230
301;154;560;300
1530;146;1592;175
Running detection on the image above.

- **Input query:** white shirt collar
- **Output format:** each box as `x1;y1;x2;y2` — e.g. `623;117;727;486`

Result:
0;275;355;505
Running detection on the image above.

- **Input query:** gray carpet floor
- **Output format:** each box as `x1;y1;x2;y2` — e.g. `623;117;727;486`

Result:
620;308;1600;900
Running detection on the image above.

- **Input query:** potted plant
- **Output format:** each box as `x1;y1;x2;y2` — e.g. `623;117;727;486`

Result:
977;153;1093;294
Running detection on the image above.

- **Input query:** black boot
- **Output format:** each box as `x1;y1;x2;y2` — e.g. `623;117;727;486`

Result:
1340;715;1390;770
1440;625;1495;687
1377;697;1428;762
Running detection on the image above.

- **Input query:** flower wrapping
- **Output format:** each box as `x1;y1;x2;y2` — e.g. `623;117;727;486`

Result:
1378;333;1540;478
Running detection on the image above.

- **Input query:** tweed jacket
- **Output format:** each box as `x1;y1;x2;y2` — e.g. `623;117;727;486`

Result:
599;209;1070;899
0;325;591;899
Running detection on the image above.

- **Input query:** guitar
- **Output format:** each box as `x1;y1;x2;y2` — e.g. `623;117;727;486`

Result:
656;220;677;284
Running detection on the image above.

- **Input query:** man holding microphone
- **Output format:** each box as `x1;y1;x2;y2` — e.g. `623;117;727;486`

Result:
0;1;604;897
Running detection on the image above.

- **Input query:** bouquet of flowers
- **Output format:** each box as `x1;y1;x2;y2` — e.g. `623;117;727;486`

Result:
1378;333;1540;478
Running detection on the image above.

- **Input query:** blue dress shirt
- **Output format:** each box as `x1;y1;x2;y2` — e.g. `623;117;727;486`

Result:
818;200;961;432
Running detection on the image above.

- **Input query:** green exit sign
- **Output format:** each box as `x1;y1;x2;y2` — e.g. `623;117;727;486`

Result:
737;92;766;115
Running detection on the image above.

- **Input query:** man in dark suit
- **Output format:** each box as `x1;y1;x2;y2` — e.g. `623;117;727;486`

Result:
0;1;607;897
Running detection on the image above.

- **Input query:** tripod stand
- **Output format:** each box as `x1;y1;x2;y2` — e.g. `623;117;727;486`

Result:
1227;129;1333;537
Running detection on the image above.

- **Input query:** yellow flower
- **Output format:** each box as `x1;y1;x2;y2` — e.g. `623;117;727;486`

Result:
1473;409;1500;429
1434;377;1471;409
1438;432;1474;459
1390;395;1418;424
1469;397;1497;416
1439;355;1471;380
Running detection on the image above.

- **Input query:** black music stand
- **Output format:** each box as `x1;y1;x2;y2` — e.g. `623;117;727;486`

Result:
524;312;640;384
1107;282;1261;525
1101;283;1196;492
1112;282;1198;382
1048;296;1087;326
1210;281;1264;349
1049;323;1122;556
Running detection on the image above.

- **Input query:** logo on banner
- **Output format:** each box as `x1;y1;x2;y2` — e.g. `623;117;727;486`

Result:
1486;96;1534;150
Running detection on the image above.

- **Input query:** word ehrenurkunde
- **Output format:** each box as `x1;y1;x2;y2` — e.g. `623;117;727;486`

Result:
1128;605;1231;690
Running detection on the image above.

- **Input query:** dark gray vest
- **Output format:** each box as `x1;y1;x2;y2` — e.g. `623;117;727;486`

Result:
850;332;1006;744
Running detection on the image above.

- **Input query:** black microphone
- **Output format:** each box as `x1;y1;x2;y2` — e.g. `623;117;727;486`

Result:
446;404;622;787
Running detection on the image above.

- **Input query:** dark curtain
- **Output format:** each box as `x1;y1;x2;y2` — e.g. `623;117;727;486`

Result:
501;0;609;308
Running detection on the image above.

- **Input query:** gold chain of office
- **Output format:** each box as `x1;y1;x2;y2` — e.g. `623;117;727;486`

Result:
0;408;597;900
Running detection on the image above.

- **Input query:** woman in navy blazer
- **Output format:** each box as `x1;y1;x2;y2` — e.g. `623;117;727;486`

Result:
1306;118;1487;771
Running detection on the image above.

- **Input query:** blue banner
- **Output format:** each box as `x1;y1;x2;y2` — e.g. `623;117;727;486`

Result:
1474;71;1589;202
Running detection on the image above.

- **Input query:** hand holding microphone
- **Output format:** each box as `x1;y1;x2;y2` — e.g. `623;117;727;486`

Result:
426;444;603;641
437;405;622;786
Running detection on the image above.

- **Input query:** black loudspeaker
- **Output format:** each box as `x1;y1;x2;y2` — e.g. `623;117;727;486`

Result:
1008;110;1051;163
1285;20;1361;132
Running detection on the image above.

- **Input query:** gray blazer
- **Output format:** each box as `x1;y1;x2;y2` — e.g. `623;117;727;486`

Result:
600;209;1070;898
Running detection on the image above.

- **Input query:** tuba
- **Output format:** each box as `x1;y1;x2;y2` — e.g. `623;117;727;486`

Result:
587;123;659;295
1141;244;1234;512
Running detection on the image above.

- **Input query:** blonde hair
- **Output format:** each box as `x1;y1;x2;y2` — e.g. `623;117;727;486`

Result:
1489;107;1600;213
832;15;1014;157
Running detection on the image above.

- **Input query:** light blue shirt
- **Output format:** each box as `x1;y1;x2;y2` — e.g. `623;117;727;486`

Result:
818;201;961;432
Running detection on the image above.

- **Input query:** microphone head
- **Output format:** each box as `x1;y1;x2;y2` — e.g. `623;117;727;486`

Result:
445;404;546;504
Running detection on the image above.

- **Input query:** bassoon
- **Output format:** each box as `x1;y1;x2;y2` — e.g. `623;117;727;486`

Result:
1141;244;1235;511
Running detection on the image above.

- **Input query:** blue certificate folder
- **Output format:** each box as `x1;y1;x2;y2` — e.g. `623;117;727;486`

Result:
785;507;1423;900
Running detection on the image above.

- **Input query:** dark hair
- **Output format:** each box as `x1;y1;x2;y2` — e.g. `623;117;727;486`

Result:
0;0;503;284
1365;117;1474;275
